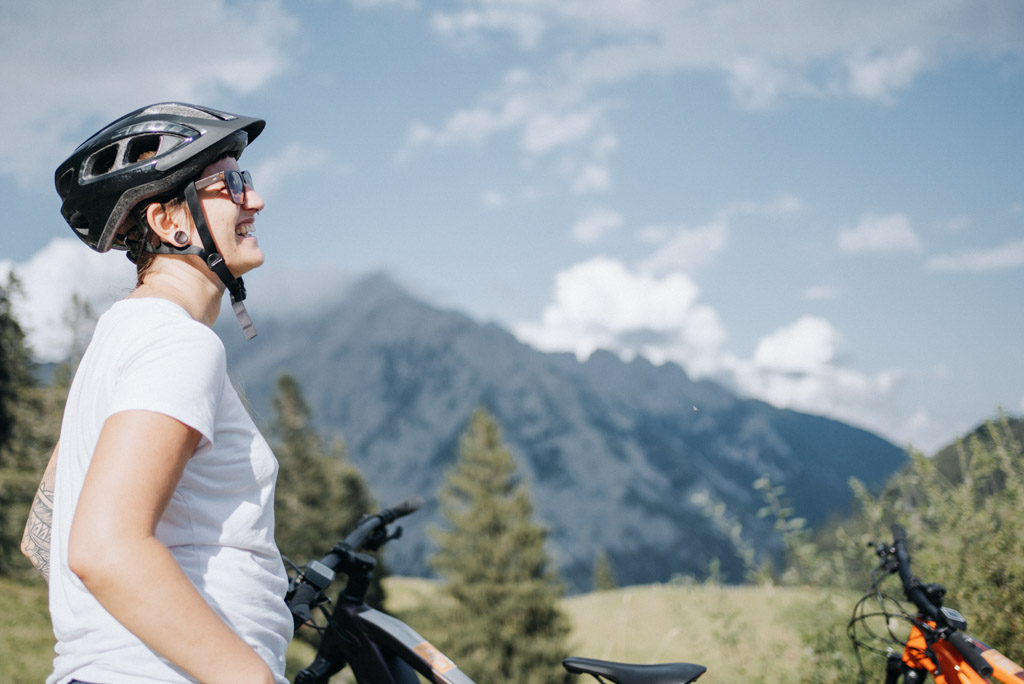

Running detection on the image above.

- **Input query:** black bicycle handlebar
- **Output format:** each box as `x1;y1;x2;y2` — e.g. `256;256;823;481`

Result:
889;524;994;679
318;495;424;571
891;524;941;623
287;496;424;630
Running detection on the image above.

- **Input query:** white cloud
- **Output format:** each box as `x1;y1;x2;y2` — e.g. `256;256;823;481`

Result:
725;56;814;110
514;257;727;375
430;6;548;50
517;258;906;441
569;132;618;194
403;69;540;152
639;221;728;275
398;0;1024;203
402;67;610;156
351;0;417;9
385;0;1024;205
802;285;840;301
572;163;612;194
724;315;902;435
398;66;620;197
481;190;507;208
0;238;136;362
730;194;807;218
0;0;299;184
638;226;672;244
943;215;973;233
522;110;600;154
845;48;927;102
838;212;922;254
423;1;1024;112
631;194;802;274
926;239;1024;272
402;2;1024;193
572;209;623;244
405;121;435;147
752;315;840;374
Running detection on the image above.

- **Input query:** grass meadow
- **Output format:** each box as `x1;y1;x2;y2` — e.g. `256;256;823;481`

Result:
3;575;857;683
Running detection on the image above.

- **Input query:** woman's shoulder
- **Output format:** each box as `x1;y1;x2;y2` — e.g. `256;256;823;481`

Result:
97;298;226;360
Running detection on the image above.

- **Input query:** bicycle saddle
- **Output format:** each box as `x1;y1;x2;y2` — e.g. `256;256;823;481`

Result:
562;656;707;683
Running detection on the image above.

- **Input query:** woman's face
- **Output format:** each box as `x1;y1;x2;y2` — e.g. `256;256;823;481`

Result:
194;156;265;278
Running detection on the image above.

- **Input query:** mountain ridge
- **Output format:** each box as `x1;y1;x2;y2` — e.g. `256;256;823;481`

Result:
220;273;907;590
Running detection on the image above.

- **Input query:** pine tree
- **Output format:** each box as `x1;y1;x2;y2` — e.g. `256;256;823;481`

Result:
0;276;62;577
0;276;32;454
268;373;384;606
431;408;571;683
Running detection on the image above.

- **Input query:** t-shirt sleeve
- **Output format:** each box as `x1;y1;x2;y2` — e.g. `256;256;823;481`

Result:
107;320;226;445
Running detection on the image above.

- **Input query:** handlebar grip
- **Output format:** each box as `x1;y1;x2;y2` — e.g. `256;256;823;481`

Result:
288;581;320;630
948;631;994;678
891;523;942;622
891;524;915;588
382;496;424;523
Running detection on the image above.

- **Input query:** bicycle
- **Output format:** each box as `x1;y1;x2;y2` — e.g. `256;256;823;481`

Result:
284;496;707;683
848;523;1024;683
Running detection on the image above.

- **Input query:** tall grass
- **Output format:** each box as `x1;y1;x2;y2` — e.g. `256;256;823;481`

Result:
0;576;53;683
0;573;876;683
380;577;855;683
562;582;854;683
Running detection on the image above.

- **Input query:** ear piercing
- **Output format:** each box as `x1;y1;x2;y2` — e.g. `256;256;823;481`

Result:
173;230;190;246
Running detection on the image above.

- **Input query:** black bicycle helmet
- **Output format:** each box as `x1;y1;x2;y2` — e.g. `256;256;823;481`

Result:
55;102;266;339
56;102;264;252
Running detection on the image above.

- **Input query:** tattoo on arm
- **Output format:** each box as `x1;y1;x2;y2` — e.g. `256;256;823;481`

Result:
22;447;58;582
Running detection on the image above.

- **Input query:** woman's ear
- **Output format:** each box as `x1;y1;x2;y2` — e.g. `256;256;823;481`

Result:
145;201;191;247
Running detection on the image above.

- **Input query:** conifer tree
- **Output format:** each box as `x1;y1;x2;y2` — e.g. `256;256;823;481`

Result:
431;408;571;683
0;276;62;576
268;373;384;605
0;276;32;454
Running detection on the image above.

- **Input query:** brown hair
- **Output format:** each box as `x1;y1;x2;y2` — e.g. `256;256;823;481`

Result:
130;197;189;286
130;150;187;287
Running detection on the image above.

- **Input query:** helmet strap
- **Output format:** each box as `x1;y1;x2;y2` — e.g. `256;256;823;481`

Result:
182;183;257;340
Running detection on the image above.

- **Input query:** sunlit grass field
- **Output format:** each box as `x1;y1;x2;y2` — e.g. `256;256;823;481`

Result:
0;576;54;683
2;575;855;683
293;577;856;682
561;582;852;682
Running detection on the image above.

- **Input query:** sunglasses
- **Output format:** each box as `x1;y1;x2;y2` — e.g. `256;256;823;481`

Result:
194;169;254;206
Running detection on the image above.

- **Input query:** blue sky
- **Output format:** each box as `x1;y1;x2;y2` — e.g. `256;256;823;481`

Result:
2;0;1023;453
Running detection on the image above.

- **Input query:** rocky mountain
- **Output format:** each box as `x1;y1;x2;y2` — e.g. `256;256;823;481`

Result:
220;273;907;590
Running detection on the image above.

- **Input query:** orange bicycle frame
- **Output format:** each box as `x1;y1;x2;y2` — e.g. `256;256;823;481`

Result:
902;623;1024;683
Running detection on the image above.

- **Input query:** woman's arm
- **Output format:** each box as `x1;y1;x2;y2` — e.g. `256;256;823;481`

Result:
69;410;275;684
22;442;59;580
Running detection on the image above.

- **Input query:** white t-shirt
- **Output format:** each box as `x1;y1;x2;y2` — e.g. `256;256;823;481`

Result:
48;298;293;684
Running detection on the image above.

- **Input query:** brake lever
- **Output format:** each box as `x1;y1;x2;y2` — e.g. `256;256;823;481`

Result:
869;540;900;574
363;524;403;553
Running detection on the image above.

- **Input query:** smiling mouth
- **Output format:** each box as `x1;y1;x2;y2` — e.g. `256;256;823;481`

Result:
236;223;254;237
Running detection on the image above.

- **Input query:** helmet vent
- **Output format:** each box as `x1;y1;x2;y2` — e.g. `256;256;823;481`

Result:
87;144;119;177
127;134;162;164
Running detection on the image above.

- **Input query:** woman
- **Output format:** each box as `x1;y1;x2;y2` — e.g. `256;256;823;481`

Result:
22;103;292;683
